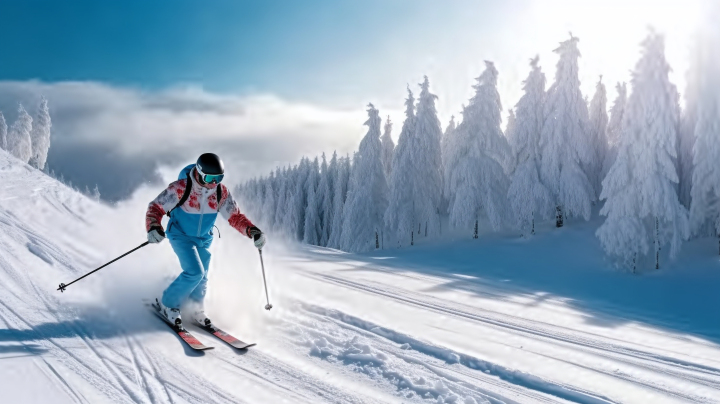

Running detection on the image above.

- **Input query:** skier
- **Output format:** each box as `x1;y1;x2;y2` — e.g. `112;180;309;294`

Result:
145;153;266;327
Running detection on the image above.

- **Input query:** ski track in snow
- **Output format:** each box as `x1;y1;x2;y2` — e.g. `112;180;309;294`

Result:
272;256;720;404
277;301;583;404
2;152;720;403
0;211;384;404
312;271;720;394
0;154;390;404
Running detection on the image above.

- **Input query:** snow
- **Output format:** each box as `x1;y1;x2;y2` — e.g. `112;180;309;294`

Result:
1;149;720;403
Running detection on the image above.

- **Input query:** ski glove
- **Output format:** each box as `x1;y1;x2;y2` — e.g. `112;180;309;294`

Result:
148;226;166;244
247;226;266;249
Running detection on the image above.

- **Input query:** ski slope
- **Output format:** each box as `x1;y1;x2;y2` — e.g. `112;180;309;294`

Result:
1;150;719;403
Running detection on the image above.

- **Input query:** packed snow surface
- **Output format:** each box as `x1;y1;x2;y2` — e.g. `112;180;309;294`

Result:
1;150;719;403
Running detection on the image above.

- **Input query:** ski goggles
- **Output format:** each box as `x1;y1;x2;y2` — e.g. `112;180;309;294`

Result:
196;166;224;184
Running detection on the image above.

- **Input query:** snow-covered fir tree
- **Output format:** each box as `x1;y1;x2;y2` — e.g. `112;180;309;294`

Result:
8;104;33;164
597;31;688;271
587;77;609;198
253;176;264;226
414;77;444;229
340;104;389;252
303;157;322;245
689;15;720;243
327;155;350;249
263;172;277;230
274;167;289;232
602;82;627;179
381;116;394;179
504;109;517;170
388;76;443;240
319;152;337;246
508;56;552;235
0;112;7;151
439;115;457;216
282;164;304;240
29;96;51;170
385;88;417;244
446;61;511;234
315;153;329;244
540;35;594;227
295;159;314;238
678;43;701;210
441;115;456;172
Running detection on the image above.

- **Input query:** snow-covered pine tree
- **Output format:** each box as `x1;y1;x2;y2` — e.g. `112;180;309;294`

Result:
689;14;720;245
597;30;689;271
446;61;511;234
0;112;7;151
315;153;330;244
263;172;277;230
441;115;456;174
381;116;394;179
295;159;313;238
508;56;552;236
386;77;443;244
8;104;33;164
504;109;517;173
29;96;51;170
588;76;609;198
408;76;443;236
274;166;289;233
327;155;350;249
602;82;627;180
283;164;304;240
385;88;417;244
340;104;389;252
440;115;457;217
319;152;337;246
92;185;101;202
540;35;594;227
303;157;322;245
250;177;264;225
678;42;702;210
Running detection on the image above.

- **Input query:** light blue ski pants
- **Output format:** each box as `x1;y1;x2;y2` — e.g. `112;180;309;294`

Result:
161;237;212;309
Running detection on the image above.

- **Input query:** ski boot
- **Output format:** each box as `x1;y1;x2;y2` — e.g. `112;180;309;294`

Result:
192;309;212;327
156;298;182;327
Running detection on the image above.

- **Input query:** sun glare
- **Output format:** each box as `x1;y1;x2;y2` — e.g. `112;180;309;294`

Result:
527;0;703;103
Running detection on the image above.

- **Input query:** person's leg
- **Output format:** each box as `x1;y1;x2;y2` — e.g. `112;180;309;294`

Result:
188;239;212;304
161;238;206;309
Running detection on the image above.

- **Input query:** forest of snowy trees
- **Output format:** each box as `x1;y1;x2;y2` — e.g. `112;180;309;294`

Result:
0;97;53;171
237;28;720;272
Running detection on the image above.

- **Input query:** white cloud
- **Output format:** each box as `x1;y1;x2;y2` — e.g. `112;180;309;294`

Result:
0;81;369;200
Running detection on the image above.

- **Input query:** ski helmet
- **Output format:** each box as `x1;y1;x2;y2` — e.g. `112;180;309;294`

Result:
196;153;225;184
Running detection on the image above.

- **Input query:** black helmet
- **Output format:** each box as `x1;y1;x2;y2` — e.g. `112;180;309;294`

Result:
196;153;225;184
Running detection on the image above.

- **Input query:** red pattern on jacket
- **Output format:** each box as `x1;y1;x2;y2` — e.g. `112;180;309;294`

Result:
145;174;254;238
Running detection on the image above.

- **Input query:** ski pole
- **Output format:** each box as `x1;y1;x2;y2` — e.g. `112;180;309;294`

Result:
258;249;273;310
57;241;150;292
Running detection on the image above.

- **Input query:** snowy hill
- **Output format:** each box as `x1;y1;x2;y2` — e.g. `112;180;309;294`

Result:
1;149;720;403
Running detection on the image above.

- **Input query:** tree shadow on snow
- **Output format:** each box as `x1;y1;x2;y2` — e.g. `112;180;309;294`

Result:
0;343;47;358
0;304;207;357
291;221;720;347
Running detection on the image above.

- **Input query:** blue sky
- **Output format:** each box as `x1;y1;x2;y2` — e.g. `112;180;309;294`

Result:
0;1;517;105
0;0;705;200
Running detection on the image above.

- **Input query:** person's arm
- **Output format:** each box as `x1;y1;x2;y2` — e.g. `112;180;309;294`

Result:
218;184;255;237
145;179;185;238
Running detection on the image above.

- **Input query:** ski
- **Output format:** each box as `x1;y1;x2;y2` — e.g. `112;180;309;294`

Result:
146;302;214;351
194;322;256;349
